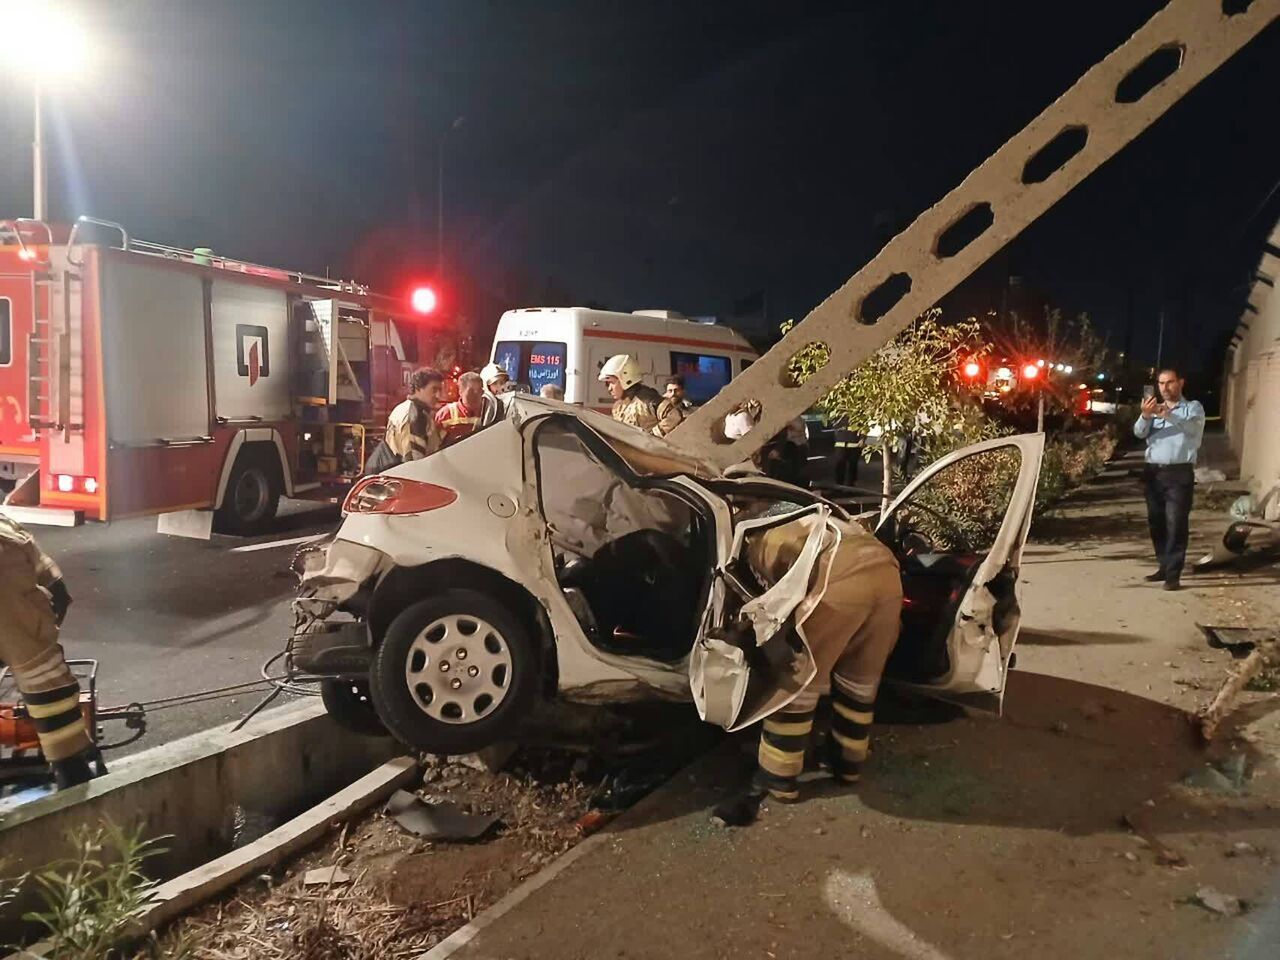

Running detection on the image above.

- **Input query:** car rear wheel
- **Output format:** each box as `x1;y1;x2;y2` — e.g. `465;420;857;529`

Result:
369;590;538;754
320;678;387;737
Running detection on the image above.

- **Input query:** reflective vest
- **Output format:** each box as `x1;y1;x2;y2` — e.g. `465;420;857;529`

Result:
435;399;482;447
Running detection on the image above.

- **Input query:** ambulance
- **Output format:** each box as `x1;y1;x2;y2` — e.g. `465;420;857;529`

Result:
489;307;757;412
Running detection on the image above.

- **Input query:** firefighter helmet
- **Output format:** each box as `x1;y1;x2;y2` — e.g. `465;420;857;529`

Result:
480;362;510;389
598;354;643;391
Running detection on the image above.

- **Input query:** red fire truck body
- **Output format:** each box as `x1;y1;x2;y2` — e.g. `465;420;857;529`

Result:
0;218;462;532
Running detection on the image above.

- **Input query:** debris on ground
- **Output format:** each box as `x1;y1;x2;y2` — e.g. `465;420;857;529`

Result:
1180;756;1250;795
1187;886;1246;917
145;731;709;958
384;790;501;841
303;866;352;887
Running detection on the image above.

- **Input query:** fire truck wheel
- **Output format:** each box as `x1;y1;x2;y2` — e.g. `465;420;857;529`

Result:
320;678;388;737
216;450;281;534
370;590;538;754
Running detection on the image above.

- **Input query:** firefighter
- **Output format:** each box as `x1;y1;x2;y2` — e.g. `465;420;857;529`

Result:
479;362;511;426
652;375;692;437
599;354;662;431
0;515;97;789
713;513;902;826
364;367;445;473
435;371;486;447
833;418;861;486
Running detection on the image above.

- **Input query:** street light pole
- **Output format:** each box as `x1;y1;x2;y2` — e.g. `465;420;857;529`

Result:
32;83;47;221
436;115;465;278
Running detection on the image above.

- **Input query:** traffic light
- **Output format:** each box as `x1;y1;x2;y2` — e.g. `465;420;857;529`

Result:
410;285;438;315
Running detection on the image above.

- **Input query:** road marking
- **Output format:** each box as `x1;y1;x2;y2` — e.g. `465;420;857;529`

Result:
824;869;954;960
230;534;327;553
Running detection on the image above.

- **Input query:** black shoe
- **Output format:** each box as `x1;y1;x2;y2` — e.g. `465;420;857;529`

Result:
1144;570;1167;582
1163;578;1181;592
711;786;767;827
51;754;95;790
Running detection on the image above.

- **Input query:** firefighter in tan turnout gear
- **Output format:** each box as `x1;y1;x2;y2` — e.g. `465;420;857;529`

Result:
714;512;902;826
365;368;446;474
0;515;98;789
599;354;662;432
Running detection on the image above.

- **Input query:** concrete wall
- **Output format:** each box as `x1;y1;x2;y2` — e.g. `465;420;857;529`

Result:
1222;221;1279;510
0;701;402;938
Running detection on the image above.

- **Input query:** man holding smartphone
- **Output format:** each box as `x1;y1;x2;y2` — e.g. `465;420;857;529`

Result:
1134;367;1205;591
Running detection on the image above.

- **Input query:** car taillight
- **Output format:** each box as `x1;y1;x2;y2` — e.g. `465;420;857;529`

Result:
343;477;457;515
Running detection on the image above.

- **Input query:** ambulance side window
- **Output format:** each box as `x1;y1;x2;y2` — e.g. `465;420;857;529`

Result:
0;298;10;367
669;351;731;404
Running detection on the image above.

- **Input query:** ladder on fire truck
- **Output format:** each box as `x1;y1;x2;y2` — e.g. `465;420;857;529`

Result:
673;0;1279;468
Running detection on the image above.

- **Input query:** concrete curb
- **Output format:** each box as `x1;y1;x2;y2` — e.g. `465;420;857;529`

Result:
0;699;402;940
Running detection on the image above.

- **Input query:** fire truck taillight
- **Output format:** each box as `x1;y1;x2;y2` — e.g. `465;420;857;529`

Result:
343;477;457;515
53;474;99;495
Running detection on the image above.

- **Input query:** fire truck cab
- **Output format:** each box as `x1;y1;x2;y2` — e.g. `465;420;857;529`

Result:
0;217;464;534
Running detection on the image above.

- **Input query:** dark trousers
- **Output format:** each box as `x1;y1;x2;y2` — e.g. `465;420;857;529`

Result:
834;446;859;486
1143;463;1194;579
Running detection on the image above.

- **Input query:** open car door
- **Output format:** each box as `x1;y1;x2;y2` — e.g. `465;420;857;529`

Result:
875;433;1045;715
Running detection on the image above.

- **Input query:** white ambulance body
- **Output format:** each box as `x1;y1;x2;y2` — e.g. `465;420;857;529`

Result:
490;307;758;411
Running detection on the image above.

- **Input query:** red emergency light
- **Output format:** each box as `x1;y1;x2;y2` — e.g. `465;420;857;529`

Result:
1022;363;1041;380
962;360;982;379
410;285;438;315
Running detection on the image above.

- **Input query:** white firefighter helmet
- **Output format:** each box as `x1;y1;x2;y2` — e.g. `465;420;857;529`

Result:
480;362;510;390
598;354;643;391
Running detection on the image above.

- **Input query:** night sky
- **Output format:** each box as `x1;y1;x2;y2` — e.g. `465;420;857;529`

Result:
2;1;1277;378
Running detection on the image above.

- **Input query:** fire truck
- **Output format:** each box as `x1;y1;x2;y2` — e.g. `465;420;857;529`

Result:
0;216;466;534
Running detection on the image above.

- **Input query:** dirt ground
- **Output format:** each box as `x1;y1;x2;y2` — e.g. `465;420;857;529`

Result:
442;441;1280;960
149;753;598;958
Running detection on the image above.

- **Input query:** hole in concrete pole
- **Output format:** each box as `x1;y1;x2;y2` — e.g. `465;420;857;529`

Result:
858;273;912;325
782;341;831;387
1021;126;1088;184
1115;45;1184;104
935;203;995;258
1222;0;1254;15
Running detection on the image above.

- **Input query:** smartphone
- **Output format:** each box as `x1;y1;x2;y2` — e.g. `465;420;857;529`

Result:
1143;385;1155;400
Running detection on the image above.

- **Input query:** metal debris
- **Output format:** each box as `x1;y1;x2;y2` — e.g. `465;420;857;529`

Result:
383;790;500;841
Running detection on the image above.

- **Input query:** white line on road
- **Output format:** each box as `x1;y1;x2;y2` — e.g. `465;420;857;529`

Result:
230;534;328;554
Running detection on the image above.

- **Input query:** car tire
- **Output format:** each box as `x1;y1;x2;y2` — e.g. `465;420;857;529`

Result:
369;590;538;755
215;449;281;535
320;678;387;736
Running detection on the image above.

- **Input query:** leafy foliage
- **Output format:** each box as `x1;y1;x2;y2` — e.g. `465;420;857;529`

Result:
21;822;168;960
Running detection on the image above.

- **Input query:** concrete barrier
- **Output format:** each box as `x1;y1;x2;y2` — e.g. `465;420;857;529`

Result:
0;700;402;940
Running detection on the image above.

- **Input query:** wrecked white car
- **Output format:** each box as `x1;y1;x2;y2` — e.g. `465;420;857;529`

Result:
288;395;1044;754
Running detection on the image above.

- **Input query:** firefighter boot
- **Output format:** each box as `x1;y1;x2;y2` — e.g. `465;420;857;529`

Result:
52;749;96;790
828;682;874;784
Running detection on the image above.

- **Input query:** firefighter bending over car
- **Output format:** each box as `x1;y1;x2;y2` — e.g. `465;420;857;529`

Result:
599;354;662;432
0;515;98;789
364;368;445;474
714;511;902;826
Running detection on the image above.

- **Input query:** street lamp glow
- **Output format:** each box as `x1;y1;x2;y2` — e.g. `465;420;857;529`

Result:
3;3;92;78
1064;364;1073;374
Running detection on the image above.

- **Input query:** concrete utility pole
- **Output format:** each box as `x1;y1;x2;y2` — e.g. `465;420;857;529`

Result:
32;84;47;221
674;0;1279;470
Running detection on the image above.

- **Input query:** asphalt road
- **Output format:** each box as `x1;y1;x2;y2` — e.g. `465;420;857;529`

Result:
32;499;341;759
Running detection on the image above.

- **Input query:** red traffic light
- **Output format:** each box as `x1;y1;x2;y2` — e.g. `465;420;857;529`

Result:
1022;363;1041;380
410;286;438;315
962;360;982;379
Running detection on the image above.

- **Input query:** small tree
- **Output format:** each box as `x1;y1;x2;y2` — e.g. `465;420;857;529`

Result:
787;309;986;516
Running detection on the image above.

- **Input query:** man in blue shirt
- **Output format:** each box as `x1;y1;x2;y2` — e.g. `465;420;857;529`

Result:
1134;367;1205;590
